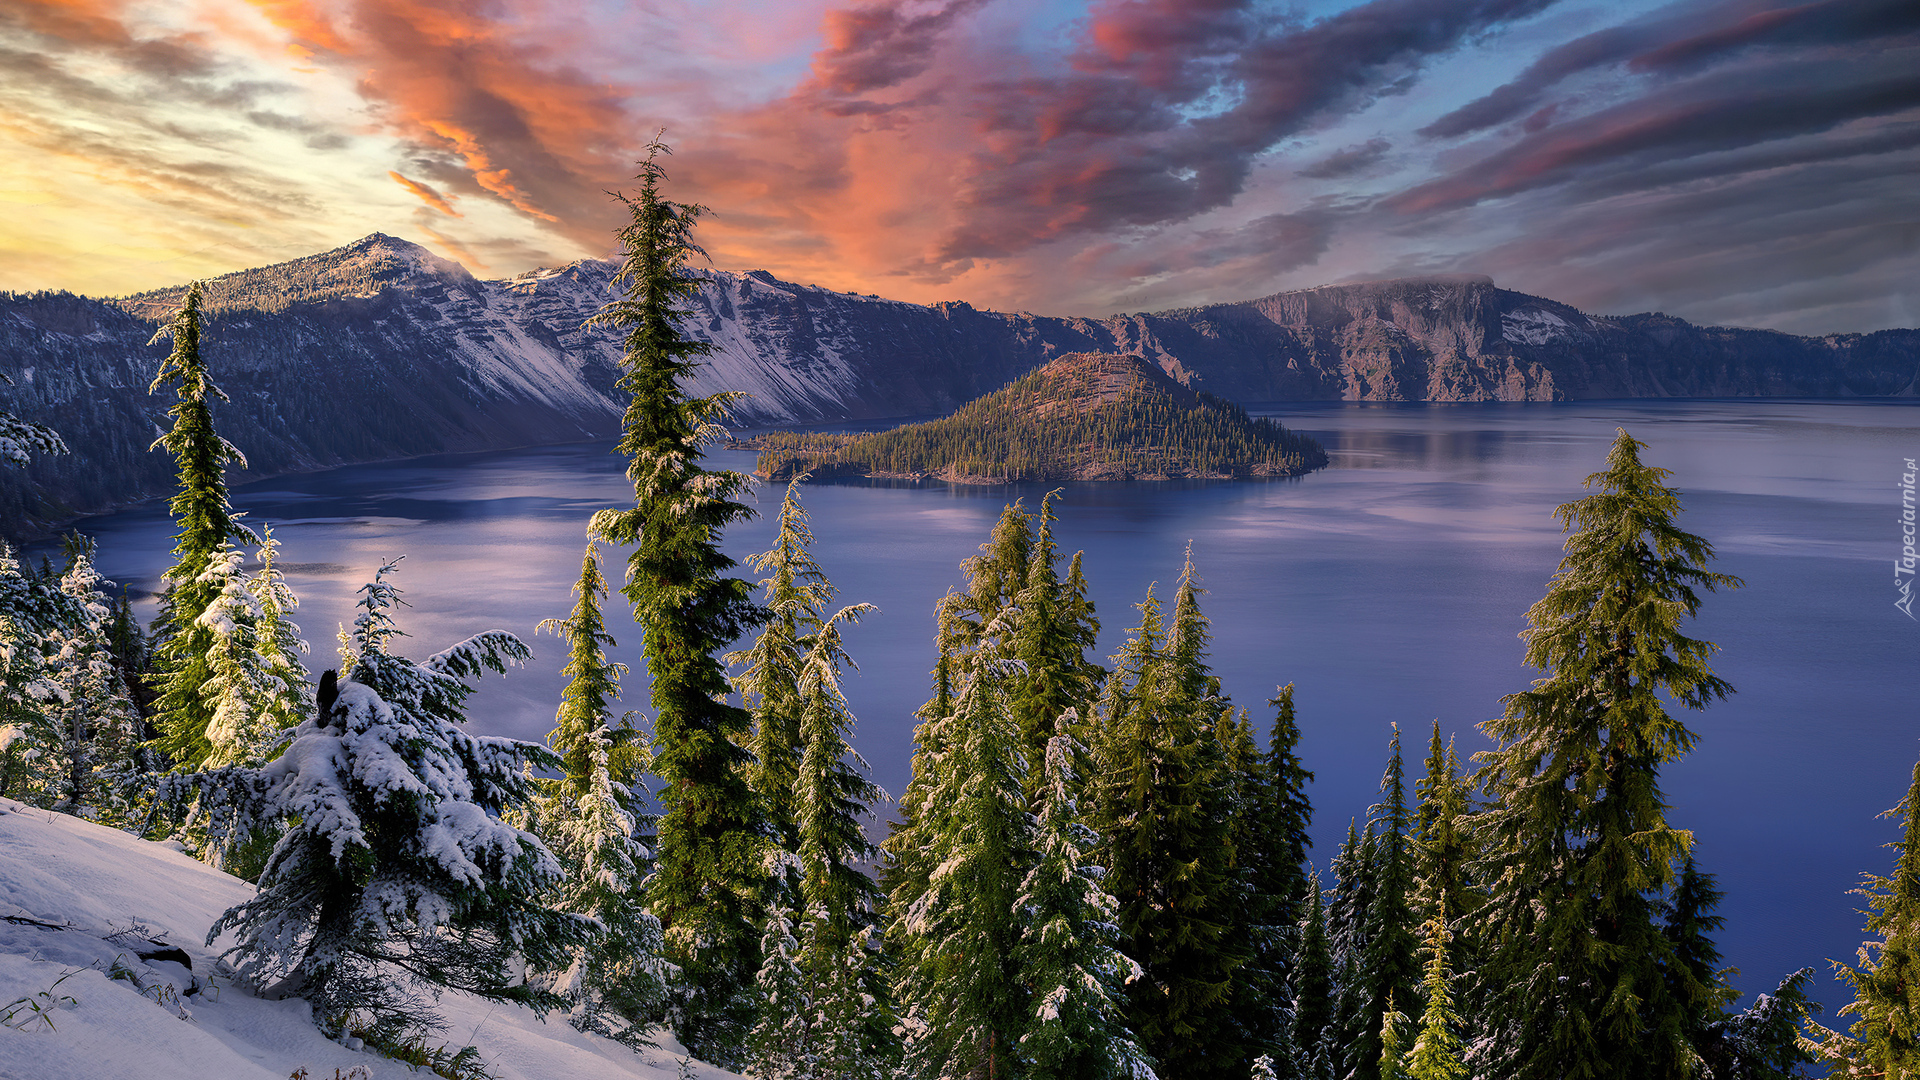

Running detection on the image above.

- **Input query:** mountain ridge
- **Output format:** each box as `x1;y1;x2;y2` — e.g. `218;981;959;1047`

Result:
3;233;1916;537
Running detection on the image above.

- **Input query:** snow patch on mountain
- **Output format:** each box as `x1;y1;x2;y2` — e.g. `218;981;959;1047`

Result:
1501;307;1572;345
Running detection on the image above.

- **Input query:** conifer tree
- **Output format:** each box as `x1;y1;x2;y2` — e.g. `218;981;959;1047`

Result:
1094;561;1243;1080
1291;874;1337;1080
1018;716;1158;1080
1379;993;1410;1080
585;138;766;1059
198;531;312;769
0;369;67;468
1405;912;1467;1080
1347;727;1420;1080
193;559;588;1038
1473;428;1742;1080
1012;491;1102;763
895;625;1029;1080
30;541;142;821
532;540;667;1046
749;879;814;1080
147;281;258;771
1811;757;1920;1077
1412;725;1472;930
1326;823;1377;1077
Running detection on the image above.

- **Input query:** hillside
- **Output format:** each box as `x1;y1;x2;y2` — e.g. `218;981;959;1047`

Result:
747;352;1328;483
3;233;1916;536
0;797;737;1080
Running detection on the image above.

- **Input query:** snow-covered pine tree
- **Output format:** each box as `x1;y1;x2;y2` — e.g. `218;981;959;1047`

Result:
586;137;765;1061
895;616;1030;1080
1404;911;1466;1080
147;281;259;771
1473;428;1742;1080
1220;704;1295;1068
880;591;966;977
1017;714;1158;1080
1325;822;1376;1078
729;476;834;864
1011;490;1103;765
1291;873;1336;1080
1349;726;1421;1080
1379;991;1410;1080
0;369;66;469
749;872;816;1080
530;540;668;1046
198;532;312;769
1234;684;1317;1074
1094;559;1244;1080
193;559;589;1039
1809;755;1920;1077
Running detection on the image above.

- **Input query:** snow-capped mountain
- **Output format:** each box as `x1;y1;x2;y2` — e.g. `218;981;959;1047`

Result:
2;234;1915;536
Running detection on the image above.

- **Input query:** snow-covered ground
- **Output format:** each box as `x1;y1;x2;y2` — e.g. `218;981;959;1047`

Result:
0;799;741;1080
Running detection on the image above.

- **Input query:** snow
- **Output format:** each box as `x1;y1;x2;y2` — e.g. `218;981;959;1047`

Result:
0;799;742;1080
1500;307;1573;346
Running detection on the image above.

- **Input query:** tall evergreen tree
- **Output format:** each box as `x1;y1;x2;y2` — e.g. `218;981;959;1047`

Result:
1016;717;1157;1080
1811;757;1920;1077
1094;560;1243;1080
1404;911;1466;1080
1412;725;1472;929
1349;726;1421;1080
585;138;766;1060
531;540;667;1046
1292;872;1337;1080
1012;490;1102;765
1473;428;1742;1080
197;531;312;769
147;281;258;770
1326;823;1378;1079
30;541;142;822
896;626;1030;1080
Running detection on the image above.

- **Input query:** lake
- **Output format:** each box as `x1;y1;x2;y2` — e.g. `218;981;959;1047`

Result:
45;397;1920;1016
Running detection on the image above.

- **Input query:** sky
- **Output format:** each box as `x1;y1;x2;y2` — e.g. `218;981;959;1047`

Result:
0;0;1915;335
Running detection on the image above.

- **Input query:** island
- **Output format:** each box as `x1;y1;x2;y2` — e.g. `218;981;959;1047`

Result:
738;351;1330;484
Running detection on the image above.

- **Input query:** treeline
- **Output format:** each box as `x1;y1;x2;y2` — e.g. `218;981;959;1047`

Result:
9;141;1920;1080
749;354;1329;481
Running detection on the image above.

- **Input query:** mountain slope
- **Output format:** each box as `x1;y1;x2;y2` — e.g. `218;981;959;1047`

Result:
0;797;737;1080
2;234;1915;536
748;352;1328;482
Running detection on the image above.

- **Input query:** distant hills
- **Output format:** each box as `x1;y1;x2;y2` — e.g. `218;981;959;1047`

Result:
746;352;1328;483
2;233;1916;536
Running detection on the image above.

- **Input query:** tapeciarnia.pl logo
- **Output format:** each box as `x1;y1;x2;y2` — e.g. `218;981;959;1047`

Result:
1899;457;1917;620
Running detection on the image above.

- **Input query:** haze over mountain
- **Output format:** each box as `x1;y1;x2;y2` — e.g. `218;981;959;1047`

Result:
2;233;1915;537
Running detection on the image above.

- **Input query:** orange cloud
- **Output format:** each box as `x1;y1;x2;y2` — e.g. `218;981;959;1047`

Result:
387;170;459;215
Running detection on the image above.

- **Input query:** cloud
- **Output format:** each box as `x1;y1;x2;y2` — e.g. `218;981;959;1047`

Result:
388;171;458;215
1297;137;1392;178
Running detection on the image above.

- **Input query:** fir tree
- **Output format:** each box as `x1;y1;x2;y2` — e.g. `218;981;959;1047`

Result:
1349;727;1420;1080
895;629;1030;1080
1379;992;1410;1080
37;540;142;821
532;540;667;1046
0;369;67;468
1412;724;1472;930
1095;561;1243;1080
1291;874;1336;1079
1473;428;1742;1080
1811;757;1920;1077
191;559;588;1039
198;532;312;769
1018;716;1158;1080
749;875;816;1080
1012;490;1102;765
1404;913;1467;1080
1230;684;1315;1076
1326;823;1377;1079
585;137;766;1060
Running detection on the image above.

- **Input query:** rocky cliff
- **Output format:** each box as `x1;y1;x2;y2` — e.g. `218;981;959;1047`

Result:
3;235;1915;537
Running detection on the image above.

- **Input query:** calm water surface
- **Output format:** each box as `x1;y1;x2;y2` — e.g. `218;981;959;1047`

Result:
52;399;1920;1014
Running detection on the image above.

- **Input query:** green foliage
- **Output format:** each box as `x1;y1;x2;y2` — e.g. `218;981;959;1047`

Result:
1472;428;1742;1080
1405;915;1467;1080
0;369;68;469
147;281;259;772
1291;875;1336;1077
584;137;766;1061
1350;727;1421;1080
752;353;1326;481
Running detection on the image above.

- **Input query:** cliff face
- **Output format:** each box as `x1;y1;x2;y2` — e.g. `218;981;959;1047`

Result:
3;236;1915;536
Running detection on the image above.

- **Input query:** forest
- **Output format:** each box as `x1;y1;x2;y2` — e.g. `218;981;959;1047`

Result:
4;143;1919;1080
744;352;1328;483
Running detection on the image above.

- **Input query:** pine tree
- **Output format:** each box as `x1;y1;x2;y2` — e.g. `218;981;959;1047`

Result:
0;369;67;468
34;540;142;821
1811;757;1920;1077
1349;727;1421;1080
1326;823;1377;1078
1291;874;1336;1079
1473;428;1742;1080
1379;993;1410;1080
198;532;311;769
729;476;834;862
585;137;766;1060
1404;912;1466;1080
896;624;1029;1080
749;877;816;1080
1012;490;1102;765
1094;560;1243;1080
1017;717;1158;1080
192;559;588;1039
1412;724;1472;930
532;541;667;1046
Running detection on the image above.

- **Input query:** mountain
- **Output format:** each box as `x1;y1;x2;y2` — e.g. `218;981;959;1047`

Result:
3;234;1916;537
746;351;1328;483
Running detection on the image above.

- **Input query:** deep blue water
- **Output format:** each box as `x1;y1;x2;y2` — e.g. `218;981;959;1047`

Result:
47;398;1920;1015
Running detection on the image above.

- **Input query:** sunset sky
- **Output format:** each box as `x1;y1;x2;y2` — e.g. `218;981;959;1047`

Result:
1;0;1914;334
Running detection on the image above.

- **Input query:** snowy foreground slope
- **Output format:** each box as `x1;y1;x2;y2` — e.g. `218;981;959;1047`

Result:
0;798;740;1080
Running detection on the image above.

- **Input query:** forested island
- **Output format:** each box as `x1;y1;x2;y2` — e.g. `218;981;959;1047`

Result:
740;351;1330;483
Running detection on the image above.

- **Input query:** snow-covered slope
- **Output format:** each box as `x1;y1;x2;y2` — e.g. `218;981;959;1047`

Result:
0;798;740;1080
